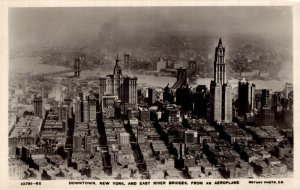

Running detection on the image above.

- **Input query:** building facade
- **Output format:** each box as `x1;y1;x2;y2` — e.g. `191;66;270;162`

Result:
73;97;82;123
33;95;43;118
99;55;137;106
237;78;255;116
137;126;146;143
210;39;232;122
184;130;197;144
83;97;90;123
118;132;130;145
148;88;156;105
193;85;208;118
89;95;97;121
102;95;118;119
261;89;270;108
284;83;293;99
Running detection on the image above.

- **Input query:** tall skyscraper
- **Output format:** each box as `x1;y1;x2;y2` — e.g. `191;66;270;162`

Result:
284;83;293;99
176;84;192;112
193;85;208;118
102;94;118;119
254;89;275;126
89;95;97;121
124;54;130;64
73;97;82;123
33;95;43;118
64;98;73;119
210;39;232;122
261;89;271;108
148;88;156;105
139;107;150;121
99;55;137;105
163;84;174;103
114;100;122;119
83;96;90;123
237;78;255;116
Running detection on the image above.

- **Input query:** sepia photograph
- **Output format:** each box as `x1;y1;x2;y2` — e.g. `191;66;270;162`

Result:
5;3;298;187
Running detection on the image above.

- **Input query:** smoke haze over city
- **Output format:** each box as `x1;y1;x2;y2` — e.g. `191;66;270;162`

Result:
9;7;293;81
9;7;292;47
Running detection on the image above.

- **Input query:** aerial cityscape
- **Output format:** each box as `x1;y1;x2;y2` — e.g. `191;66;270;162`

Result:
8;7;293;180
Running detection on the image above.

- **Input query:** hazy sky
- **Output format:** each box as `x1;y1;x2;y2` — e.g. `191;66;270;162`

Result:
9;7;292;50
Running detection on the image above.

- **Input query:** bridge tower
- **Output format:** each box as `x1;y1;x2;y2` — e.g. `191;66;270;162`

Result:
171;67;188;89
187;60;197;76
74;57;81;77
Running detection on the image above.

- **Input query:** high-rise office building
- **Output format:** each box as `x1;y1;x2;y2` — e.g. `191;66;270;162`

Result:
73;136;83;152
64;98;73;119
89;95;97;121
73;97;82;123
99;55;137;105
261;89;270;108
148;88;156;105
124;54;130;65
165;104;181;123
284;91;293;125
254;90;262;111
118;132;130;145
139;107;150;121
156;57;167;72
114;100;122;119
193;85;208;118
33;95;43;118
58;102;62;121
254;89;275;126
137;89;143;104
137;126;145;143
176;84;192;112
284;83;293;100
83;96;90;123
237;78;255;116
73;135;92;152
102;94;118;119
179;142;185;159
210;39;232;122
163;84;174;103
84;136;92;153
288;91;293;111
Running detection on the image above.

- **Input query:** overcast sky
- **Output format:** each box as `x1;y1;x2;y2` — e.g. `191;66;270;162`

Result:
9;7;292;50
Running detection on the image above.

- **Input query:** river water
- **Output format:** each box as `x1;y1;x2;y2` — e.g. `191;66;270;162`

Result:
10;57;291;92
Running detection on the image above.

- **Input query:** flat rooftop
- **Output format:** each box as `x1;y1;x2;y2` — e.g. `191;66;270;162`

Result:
9;116;42;138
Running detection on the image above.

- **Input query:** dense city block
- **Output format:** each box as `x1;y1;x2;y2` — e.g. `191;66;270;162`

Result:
9;39;293;180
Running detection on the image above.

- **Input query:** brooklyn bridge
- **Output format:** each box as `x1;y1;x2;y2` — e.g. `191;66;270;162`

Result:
33;56;100;77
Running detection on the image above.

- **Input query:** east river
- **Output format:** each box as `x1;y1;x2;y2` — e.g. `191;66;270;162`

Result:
10;56;291;91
